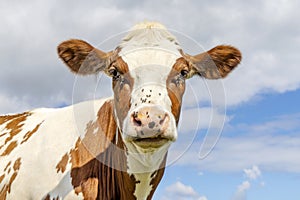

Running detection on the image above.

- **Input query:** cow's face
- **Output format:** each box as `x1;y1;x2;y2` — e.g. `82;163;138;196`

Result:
57;25;241;155
108;49;184;151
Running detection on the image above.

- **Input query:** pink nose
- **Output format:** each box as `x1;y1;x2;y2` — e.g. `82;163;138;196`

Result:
131;106;170;138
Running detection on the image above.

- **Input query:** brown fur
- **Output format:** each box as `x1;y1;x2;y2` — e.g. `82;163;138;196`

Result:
186;45;241;79
43;194;59;200
69;100;135;200
20;122;43;144
0;174;4;185
57;39;114;75
0;113;29;126
166;58;190;124
111;57;134;130
0;158;21;199
70;101;116;169
0;112;30;151
56;153;69;173
4;162;11;172
1;141;18;156
81;178;98;200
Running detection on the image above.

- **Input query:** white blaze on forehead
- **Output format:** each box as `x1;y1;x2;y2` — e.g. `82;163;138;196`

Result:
120;49;180;70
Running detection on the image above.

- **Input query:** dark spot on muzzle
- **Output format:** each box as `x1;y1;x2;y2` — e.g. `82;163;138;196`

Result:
148;121;156;129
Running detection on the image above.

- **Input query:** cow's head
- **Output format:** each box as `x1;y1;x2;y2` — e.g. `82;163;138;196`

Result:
57;22;241;166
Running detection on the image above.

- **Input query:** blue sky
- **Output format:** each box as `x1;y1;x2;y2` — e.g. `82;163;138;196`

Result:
154;89;300;200
1;0;300;199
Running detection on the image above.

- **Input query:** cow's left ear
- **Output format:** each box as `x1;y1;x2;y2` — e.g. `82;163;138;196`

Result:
186;45;242;79
57;39;114;75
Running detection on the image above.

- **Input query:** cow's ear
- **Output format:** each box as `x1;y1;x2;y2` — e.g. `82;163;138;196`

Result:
186;45;242;79
57;39;113;75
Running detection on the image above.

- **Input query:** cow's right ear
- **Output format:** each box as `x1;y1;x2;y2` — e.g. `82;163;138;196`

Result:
57;39;113;75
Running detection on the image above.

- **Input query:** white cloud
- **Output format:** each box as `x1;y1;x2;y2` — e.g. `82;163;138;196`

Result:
0;0;299;114
166;181;198;197
238;181;251;191
0;94;31;114
161;181;207;200
232;166;262;200
232;181;251;200
244;165;261;180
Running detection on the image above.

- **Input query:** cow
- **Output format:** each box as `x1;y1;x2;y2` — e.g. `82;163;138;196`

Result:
0;22;241;199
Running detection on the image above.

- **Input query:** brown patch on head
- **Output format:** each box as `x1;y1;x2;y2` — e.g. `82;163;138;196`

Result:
70;100;116;168
0;112;30;151
107;57;134;129
21;121;43;144
56;153;69;173
166;57;190;124
0;157;22;199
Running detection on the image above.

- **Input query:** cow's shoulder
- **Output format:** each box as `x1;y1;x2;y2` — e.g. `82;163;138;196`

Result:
70;98;117;167
47;98;118;199
0;97;115;199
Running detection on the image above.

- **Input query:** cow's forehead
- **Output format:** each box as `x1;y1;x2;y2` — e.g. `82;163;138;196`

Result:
120;49;181;72
118;22;182;73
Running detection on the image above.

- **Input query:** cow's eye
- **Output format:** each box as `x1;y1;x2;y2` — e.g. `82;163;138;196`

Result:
108;67;120;80
180;69;189;78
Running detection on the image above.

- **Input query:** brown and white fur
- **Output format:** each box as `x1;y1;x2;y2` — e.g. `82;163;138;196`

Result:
0;22;241;199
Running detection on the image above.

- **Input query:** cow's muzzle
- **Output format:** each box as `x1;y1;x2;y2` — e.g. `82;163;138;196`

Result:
129;106;172;148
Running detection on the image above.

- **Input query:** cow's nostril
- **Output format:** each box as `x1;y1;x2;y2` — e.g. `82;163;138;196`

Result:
133;116;142;126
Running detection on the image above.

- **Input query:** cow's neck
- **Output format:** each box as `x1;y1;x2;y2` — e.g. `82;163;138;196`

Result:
115;130;167;200
123;139;168;199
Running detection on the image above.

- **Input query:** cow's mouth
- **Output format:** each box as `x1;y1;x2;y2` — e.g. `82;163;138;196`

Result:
133;136;170;148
